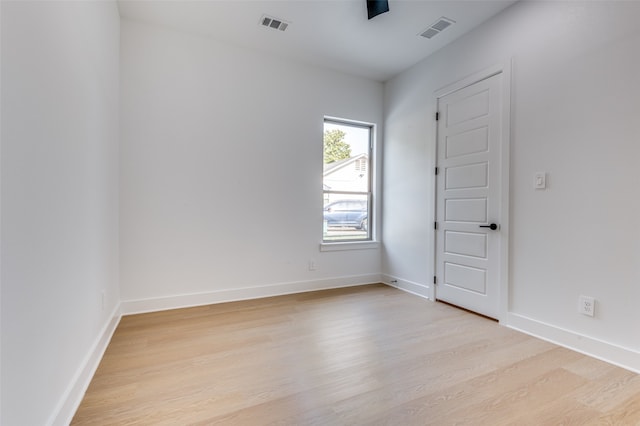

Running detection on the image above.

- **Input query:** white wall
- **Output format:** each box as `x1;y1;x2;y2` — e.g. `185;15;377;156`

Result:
1;1;120;424
383;1;640;370
120;20;383;311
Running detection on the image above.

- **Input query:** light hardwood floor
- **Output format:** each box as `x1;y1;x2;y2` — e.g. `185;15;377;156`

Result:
72;284;640;425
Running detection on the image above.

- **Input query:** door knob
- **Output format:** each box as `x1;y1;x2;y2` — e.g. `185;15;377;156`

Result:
479;223;498;230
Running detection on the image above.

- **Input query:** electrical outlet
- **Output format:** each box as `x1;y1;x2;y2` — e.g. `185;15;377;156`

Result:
308;259;316;271
578;295;595;317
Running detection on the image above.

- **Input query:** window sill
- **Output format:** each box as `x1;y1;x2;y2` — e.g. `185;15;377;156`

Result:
319;241;380;252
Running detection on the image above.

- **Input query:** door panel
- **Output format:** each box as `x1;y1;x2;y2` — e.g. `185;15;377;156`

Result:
445;231;487;258
445;163;488;189
444;262;486;294
447;89;490;125
446;127;489;158
435;73;502;319
445;198;487;222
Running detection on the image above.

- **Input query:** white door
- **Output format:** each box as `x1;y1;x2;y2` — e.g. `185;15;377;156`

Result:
435;72;503;319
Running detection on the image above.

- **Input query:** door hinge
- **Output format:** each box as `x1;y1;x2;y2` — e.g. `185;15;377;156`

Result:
435;166;439;175
433;276;437;285
434;222;438;230
435;112;440;121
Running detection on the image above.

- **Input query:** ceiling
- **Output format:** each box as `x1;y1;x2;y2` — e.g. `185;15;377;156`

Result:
117;0;517;82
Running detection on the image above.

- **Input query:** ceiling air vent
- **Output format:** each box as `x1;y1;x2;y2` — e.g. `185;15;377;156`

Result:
260;15;289;32
419;17;455;39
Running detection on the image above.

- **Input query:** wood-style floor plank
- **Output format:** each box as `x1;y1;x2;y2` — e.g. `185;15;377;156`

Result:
72;284;640;425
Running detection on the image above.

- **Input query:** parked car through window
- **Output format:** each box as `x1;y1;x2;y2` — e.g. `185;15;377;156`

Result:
323;200;368;231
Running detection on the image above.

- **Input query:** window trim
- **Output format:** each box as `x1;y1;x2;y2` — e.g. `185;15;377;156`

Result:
320;241;380;252
322;117;376;244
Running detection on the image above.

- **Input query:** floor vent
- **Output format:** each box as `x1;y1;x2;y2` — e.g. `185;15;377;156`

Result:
419;17;455;39
260;15;289;32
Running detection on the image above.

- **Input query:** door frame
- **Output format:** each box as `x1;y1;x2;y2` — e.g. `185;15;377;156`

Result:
430;61;512;322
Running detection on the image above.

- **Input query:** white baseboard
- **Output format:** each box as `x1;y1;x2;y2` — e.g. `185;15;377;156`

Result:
506;312;640;374
121;274;383;315
382;274;431;299
49;304;122;426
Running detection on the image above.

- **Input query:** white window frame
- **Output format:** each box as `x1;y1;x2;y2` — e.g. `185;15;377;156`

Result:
321;117;378;250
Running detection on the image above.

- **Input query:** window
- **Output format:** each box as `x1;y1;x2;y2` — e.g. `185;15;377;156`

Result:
323;118;373;242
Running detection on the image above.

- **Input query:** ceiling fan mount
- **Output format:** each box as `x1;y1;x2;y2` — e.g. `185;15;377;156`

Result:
367;0;389;20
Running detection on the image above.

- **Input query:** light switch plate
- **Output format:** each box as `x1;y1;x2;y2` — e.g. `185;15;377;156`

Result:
534;172;546;189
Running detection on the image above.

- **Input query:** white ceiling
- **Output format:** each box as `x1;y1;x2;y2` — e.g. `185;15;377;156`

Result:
118;0;517;82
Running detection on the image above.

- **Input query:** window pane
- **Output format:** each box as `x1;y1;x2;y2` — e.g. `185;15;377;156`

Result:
323;119;372;242
323;193;369;241
323;123;370;193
